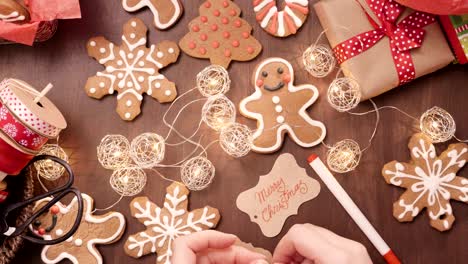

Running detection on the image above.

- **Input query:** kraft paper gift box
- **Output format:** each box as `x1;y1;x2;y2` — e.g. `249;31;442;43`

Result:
314;0;454;100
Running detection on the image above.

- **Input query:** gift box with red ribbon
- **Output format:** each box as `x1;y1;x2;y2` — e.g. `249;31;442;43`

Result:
314;0;455;100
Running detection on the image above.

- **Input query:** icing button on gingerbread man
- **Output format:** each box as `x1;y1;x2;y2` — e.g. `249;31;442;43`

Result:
240;57;326;153
32;194;126;264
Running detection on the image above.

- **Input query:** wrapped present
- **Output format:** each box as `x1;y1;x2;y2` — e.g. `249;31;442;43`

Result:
0;0;81;45
314;0;454;100
440;14;468;64
395;0;468;15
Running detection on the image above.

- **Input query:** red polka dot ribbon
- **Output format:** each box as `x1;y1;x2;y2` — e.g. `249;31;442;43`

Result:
332;0;436;85
0;100;48;151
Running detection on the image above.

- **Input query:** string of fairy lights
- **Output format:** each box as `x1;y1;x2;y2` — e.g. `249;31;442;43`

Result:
34;34;466;209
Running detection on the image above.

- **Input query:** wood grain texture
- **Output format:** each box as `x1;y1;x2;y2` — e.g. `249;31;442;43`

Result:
1;0;467;263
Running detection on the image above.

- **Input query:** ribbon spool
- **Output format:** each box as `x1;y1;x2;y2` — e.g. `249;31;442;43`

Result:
0;79;66;179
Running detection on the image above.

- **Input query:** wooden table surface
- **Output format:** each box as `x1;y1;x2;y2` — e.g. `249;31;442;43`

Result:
1;0;467;263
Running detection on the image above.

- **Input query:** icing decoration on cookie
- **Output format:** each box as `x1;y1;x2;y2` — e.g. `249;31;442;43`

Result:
382;133;468;232
124;182;220;264
253;0;309;37
239;57;326;153
0;0;30;23
179;0;262;68
122;0;183;30
85;18;180;121
32;194;126;264
237;153;321;237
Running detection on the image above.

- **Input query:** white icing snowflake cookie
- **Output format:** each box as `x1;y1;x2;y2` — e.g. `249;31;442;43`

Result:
85;18;180;121
382;133;468;231
32;194;126;264
124;182;221;264
122;0;183;30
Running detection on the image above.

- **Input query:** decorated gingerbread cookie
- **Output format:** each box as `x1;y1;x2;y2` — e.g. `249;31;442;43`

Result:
239;58;326;153
32;194;126;264
179;0;262;68
122;0;183;30
253;0;309;37
85;18;180;121
382;133;468;231
0;0;29;23
125;182;220;264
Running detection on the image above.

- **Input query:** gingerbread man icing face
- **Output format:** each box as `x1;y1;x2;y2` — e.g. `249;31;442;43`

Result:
240;58;326;153
32;194;126;264
254;60;292;92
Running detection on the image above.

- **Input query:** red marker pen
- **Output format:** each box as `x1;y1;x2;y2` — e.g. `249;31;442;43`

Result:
307;154;400;264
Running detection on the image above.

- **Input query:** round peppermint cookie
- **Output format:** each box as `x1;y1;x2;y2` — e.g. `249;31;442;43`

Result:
253;0;309;37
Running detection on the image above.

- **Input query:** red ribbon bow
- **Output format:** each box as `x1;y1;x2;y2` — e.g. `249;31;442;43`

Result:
332;0;436;84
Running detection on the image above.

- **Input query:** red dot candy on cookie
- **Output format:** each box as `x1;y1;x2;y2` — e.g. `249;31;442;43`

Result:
179;0;262;68
35;194;126;264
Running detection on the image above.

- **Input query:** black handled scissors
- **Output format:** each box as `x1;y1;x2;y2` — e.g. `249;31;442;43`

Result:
0;155;83;245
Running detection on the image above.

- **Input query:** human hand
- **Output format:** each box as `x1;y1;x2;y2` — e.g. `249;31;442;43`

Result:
273;224;372;264
172;230;269;264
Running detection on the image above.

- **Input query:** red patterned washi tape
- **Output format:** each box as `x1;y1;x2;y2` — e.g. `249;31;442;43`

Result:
0;79;62;138
0;101;48;151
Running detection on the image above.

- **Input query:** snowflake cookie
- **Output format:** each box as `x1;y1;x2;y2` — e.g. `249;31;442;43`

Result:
85;18;180;121
124;182;221;264
32;194;126;264
382;133;468;231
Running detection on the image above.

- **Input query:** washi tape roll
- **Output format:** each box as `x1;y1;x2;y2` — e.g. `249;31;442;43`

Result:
0;101;48;151
0;79;67;138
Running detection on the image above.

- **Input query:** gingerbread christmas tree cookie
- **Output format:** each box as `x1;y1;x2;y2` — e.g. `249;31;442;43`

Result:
125;182;221;264
32;194;126;264
85;18;180;121
382;133;468;231
179;0;262;68
239;58;326;153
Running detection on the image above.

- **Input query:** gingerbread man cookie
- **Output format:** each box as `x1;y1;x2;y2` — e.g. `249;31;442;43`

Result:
85;18;180;121
122;0;183;30
32;194;126;264
239;58;326;153
0;0;29;23
125;182;220;264
382;133;468;231
179;0;262;68
253;0;309;37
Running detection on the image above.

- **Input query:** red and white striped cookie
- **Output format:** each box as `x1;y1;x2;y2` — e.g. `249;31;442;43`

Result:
253;0;309;37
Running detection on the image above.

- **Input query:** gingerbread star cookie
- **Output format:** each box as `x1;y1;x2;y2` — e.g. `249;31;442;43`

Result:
239;58;326;153
179;0;262;68
85;18;180;121
125;182;220;264
253;0;309;37
32;194;126;264
382;133;468;231
0;0;29;23
122;0;183;30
